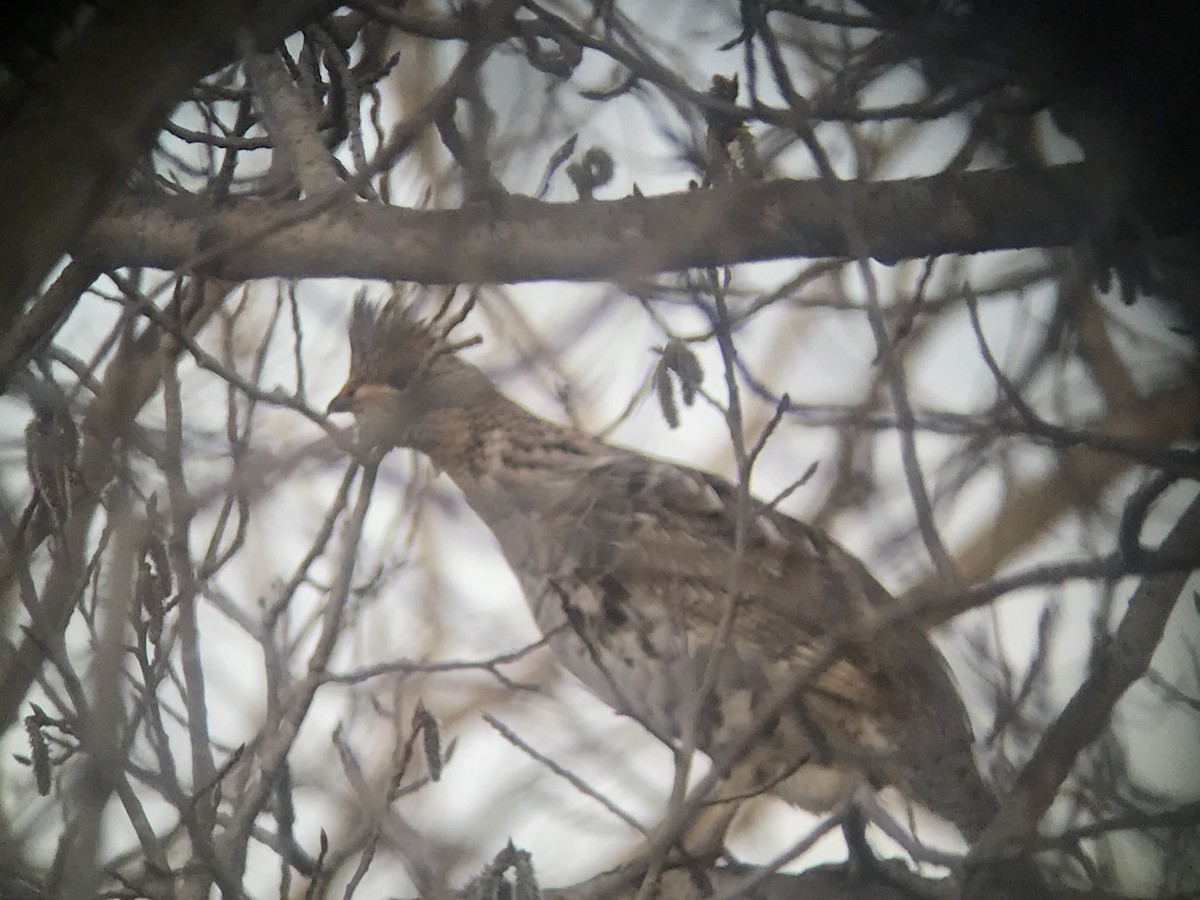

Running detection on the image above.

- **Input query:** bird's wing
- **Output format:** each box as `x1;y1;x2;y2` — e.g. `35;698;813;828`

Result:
541;451;972;728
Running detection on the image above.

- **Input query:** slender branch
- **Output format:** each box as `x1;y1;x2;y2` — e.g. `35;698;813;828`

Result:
970;494;1200;862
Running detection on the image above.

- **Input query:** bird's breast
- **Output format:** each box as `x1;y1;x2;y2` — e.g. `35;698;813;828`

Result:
520;568;700;741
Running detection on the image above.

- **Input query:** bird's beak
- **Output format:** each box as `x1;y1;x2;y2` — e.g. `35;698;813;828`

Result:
326;386;354;415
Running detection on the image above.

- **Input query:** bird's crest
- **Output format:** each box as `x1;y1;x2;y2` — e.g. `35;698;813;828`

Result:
346;288;482;390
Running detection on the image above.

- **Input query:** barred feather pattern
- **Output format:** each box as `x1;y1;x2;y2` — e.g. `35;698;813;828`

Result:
25;404;79;535
328;298;1000;841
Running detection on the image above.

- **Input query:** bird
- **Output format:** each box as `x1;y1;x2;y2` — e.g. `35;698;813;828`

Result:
327;293;1003;859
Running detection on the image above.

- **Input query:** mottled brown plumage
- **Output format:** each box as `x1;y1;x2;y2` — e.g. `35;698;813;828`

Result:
25;400;79;536
328;295;1000;844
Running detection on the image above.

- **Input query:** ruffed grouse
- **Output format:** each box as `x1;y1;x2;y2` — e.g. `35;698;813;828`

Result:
327;296;1000;851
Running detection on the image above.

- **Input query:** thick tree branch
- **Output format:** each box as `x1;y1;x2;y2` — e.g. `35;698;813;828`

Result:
77;163;1196;284
487;856;1083;900
0;0;337;330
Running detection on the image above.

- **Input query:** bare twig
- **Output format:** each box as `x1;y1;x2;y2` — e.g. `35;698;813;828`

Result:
969;494;1200;862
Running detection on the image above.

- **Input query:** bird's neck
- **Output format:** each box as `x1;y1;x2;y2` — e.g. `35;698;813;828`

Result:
414;388;605;524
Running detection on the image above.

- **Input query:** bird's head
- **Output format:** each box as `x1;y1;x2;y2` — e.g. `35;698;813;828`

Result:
327;292;491;451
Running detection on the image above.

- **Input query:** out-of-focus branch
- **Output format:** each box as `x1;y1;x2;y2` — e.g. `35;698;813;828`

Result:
76;163;1197;284
492;856;1086;900
57;492;136;899
218;460;377;881
970;494;1200;860
0;278;230;733
0;0;337;329
904;382;1200;599
241;41;342;196
0;261;99;395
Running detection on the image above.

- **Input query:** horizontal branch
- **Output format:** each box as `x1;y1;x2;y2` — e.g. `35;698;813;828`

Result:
0;0;338;325
498;857;1085;900
78;163;1190;285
